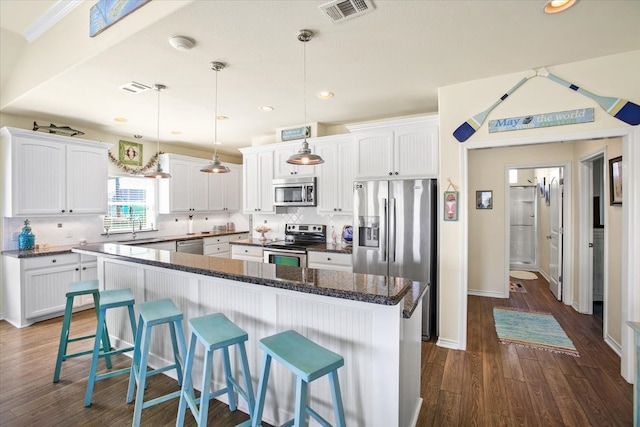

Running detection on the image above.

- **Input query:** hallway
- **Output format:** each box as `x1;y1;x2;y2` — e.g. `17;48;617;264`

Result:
417;273;633;426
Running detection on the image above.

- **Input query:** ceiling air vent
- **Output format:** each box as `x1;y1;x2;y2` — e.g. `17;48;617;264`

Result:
118;81;151;94
319;0;375;23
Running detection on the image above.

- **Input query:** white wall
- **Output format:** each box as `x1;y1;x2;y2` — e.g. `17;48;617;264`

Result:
437;50;640;352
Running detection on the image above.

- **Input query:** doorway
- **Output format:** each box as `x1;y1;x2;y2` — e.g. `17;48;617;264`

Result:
579;150;607;328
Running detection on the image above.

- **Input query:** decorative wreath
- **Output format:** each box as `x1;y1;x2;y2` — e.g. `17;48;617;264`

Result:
108;151;164;175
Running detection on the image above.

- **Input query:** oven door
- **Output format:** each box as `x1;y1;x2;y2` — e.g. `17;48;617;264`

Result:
263;249;307;268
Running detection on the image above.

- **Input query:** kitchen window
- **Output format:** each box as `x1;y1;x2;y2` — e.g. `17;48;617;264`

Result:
104;176;157;233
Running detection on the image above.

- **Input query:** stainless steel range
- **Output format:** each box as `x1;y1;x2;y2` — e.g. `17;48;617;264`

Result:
263;224;326;267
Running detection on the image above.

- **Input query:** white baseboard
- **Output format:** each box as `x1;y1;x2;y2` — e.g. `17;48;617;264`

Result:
537;269;550;282
436;337;460;350
408;398;423;427
468;289;505;298
604;334;622;356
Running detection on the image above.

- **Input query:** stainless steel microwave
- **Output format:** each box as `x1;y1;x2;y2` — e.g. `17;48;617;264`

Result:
273;177;317;207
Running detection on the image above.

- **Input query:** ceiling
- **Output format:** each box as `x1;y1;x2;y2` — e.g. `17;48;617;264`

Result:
1;0;639;157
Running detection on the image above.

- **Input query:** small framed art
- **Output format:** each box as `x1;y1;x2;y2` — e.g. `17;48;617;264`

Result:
119;140;143;166
609;156;622;205
444;191;458;221
476;190;492;209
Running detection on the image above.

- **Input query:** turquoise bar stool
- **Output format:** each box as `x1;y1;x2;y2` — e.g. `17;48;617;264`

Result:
176;313;255;427
53;280;112;383
126;298;187;427
84;288;137;407
250;330;346;427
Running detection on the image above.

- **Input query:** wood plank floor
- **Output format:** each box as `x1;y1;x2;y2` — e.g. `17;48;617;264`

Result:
0;273;632;426
417;274;633;426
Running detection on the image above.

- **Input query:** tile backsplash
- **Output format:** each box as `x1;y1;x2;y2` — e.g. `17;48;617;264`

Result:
2;207;349;250
253;207;352;241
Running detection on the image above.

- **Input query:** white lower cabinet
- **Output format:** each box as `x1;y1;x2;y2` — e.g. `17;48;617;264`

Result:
204;236;232;258
307;251;353;272
231;244;264;262
3;253;97;327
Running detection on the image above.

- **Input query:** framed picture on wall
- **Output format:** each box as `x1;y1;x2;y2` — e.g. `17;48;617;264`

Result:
476;190;492;209
609;156;622;205
444;191;458;221
119;140;143;166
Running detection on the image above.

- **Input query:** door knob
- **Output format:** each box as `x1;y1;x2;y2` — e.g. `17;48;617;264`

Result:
588;243;594;248
546;235;552;239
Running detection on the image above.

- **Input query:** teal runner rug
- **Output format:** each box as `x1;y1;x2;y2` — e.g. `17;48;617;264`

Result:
493;307;579;357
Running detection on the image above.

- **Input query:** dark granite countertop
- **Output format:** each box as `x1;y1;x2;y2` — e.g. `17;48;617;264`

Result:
230;239;353;254
73;243;426;318
1;230;249;258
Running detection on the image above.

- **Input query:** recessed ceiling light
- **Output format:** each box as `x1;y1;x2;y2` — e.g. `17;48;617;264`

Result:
114;117;127;122
217;115;228;120
543;0;577;14
214;141;222;145
171;131;182;135
317;91;334;99
259;106;274;112
134;134;142;139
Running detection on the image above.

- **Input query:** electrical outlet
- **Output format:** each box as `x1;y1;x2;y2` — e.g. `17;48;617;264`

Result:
57;223;63;228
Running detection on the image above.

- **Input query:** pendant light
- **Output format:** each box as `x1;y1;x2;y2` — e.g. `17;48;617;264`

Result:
201;61;230;173
144;84;171;179
287;29;324;166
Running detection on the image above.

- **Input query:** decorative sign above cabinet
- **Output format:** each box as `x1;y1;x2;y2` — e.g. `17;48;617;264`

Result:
488;108;594;134
281;126;310;141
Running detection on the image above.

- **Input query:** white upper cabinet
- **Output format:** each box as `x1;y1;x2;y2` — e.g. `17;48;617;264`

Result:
273;143;317;178
315;135;355;214
1;127;110;217
349;115;439;180
240;148;274;214
208;163;241;212
158;154;209;214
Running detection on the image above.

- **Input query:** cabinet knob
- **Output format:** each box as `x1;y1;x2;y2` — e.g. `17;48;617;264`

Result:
82;267;87;270
61;210;66;213
75;268;79;271
395;171;399;175
338;208;342;211
327;257;331;261
388;172;392;176
52;259;56;263
334;208;337;211
69;209;73;212
244;249;248;253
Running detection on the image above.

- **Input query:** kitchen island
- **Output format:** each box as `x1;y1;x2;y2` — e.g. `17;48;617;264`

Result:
73;243;425;427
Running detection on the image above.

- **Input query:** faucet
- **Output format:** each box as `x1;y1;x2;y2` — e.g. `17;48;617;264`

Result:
131;217;142;240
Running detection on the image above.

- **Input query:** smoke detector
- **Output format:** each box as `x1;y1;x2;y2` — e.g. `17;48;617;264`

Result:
169;35;196;51
319;0;375;23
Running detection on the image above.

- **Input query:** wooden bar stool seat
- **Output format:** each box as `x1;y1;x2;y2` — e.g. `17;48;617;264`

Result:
53;280;112;383
249;330;346;427
84;288;137;407
176;313;255;427
126;298;187;427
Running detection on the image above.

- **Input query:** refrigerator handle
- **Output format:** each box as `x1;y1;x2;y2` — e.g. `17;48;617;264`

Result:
382;198;387;262
390;198;396;262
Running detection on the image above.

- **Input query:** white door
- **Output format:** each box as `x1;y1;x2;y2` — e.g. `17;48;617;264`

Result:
549;174;563;300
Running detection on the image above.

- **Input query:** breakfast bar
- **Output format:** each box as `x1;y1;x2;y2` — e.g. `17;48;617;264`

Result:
73;243;426;427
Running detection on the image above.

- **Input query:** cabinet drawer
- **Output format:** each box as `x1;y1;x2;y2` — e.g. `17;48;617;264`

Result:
231;244;263;259
229;233;249;241
23;253;79;270
307;252;352;272
204;235;230;245
203;242;230;256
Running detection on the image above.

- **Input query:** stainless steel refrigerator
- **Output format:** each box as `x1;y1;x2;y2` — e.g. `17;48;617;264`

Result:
353;179;437;340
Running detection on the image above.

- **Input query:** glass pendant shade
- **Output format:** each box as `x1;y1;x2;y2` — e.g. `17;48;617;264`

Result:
201;61;230;174
144;84;171;179
287;29;324;166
